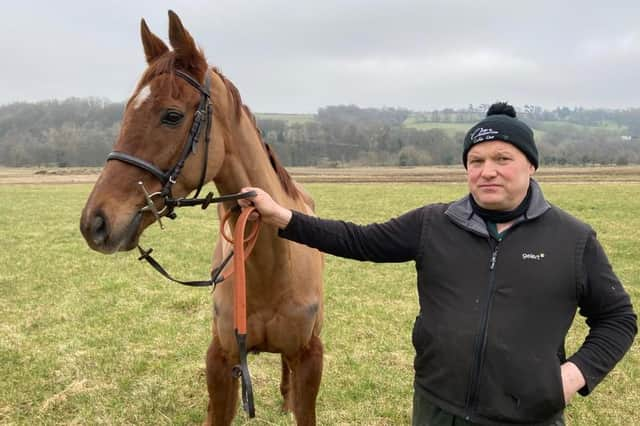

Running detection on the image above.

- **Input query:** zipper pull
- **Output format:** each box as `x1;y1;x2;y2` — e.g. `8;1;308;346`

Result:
490;248;498;270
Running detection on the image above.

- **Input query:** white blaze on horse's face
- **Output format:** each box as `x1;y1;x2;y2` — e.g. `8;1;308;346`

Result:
133;85;152;110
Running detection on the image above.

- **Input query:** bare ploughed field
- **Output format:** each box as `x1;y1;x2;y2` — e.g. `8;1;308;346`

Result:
0;167;101;185
1;165;639;185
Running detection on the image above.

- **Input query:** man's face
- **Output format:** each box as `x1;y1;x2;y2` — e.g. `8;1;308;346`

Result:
466;140;535;211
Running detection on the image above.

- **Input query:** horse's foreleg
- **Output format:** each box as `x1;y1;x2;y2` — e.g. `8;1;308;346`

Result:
289;335;323;426
204;336;238;426
280;355;293;413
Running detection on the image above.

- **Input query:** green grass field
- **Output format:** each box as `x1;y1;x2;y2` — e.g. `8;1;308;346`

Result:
402;118;471;135
1;181;638;425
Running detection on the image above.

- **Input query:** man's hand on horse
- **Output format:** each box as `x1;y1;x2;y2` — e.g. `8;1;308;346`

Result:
239;187;293;229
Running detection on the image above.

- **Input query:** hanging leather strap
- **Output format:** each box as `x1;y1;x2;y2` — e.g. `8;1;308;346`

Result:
137;245;216;287
212;206;261;285
136;203;261;288
230;207;259;334
229;206;259;417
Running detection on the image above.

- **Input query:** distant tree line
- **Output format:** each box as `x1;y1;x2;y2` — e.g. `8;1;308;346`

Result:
0;98;122;167
1;98;639;167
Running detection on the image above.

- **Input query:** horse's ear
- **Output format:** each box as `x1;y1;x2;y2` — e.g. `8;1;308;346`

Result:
167;10;206;73
140;19;169;64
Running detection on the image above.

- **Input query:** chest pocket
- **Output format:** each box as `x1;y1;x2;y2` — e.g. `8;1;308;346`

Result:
492;222;579;317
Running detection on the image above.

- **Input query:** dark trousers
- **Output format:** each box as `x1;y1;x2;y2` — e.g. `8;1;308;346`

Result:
412;388;565;426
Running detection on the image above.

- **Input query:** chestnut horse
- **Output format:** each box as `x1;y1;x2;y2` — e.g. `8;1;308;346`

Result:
79;11;324;425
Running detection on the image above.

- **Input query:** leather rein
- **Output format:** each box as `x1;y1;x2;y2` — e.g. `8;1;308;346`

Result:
105;69;258;417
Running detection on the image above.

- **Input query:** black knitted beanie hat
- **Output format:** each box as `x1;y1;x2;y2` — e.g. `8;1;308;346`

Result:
462;102;538;169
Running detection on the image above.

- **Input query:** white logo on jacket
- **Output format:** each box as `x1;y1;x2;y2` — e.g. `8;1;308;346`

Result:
522;253;545;261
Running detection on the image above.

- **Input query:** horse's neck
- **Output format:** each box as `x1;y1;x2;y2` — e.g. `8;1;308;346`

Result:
215;114;281;197
214;113;293;279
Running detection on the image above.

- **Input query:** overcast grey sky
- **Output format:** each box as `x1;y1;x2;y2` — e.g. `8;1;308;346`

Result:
2;0;639;113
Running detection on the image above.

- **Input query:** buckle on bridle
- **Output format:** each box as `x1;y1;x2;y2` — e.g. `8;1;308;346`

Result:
138;181;167;230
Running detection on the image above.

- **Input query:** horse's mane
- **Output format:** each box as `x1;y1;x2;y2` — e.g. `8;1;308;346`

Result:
211;68;299;200
131;54;299;200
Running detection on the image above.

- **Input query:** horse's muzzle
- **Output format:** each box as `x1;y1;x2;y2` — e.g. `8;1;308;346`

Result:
80;208;143;254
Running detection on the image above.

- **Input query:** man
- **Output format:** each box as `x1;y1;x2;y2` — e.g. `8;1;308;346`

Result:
239;102;637;425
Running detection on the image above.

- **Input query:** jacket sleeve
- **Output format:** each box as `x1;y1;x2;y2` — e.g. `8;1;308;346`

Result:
568;232;638;395
277;207;424;262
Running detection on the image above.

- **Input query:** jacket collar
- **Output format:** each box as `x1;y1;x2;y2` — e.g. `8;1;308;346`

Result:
444;179;550;237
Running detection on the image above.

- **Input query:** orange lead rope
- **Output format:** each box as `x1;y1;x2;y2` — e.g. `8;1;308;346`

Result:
231;206;260;335
216;206;261;285
134;198;261;416
219;206;261;418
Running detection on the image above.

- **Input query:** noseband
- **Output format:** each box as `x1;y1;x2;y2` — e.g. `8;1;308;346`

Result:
107;70;214;224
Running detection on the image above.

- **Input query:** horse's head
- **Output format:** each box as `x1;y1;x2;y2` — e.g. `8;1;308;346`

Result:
80;11;226;254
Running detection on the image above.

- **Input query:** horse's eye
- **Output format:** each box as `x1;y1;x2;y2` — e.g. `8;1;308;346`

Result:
161;109;184;126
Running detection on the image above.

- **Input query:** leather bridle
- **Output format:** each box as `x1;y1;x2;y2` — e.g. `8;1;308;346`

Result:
107;69;214;225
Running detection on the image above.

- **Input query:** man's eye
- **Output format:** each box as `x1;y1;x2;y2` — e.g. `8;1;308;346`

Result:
161;109;184;126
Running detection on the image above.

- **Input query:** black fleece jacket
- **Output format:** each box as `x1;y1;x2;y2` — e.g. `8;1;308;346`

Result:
278;180;637;425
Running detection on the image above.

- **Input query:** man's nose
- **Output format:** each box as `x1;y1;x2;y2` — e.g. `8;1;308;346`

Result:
480;162;498;178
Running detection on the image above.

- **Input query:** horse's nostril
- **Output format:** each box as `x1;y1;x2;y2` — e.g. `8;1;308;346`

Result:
91;213;108;246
